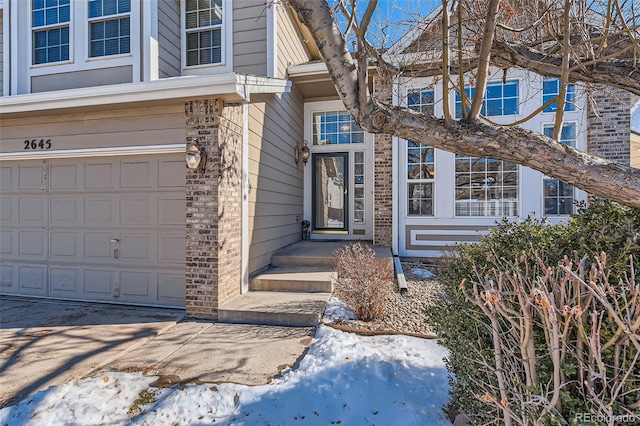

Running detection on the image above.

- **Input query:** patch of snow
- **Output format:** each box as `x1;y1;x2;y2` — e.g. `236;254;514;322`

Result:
322;296;356;322
412;268;435;279
0;327;451;426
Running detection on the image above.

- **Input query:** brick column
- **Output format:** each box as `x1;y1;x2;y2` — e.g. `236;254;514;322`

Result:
185;99;243;319
587;85;633;166
373;74;393;247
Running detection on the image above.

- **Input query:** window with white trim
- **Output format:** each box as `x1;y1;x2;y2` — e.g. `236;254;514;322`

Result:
32;0;70;64
455;156;519;217
312;111;364;145
542;78;576;113
405;88;435;216
455;80;519;118
185;0;223;66
542;123;576;215
353;151;365;223
88;0;131;58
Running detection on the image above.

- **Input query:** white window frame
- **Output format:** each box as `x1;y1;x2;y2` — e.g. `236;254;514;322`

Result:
87;0;132;59
181;0;233;75
404;86;436;217
30;0;72;66
455;80;520;119
26;0;139;90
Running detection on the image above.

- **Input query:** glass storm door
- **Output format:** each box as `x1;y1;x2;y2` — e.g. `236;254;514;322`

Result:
312;153;349;231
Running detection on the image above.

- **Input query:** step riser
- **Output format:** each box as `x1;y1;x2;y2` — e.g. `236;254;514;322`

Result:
271;256;393;270
217;310;319;327
271;256;335;268
249;279;333;293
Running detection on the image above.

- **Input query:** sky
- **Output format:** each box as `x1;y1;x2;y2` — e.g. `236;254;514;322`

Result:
0;293;452;426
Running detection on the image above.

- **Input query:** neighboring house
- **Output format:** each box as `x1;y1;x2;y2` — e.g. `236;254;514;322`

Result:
0;1;635;318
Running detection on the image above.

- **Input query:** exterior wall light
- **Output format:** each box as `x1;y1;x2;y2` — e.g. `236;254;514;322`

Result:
186;143;207;173
301;140;310;165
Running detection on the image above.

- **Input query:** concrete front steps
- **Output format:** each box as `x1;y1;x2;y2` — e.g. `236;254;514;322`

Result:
217;241;392;328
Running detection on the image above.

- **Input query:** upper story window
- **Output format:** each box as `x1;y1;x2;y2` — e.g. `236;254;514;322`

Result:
88;0;131;57
312;111;364;145
185;0;223;66
32;0;71;64
542;78;576;113
455;80;519;119
407;88;434;115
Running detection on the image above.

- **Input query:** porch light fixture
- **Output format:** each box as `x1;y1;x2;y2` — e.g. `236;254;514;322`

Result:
186;143;207;173
301;140;311;165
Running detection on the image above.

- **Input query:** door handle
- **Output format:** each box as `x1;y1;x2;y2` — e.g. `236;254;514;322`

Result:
113;248;119;259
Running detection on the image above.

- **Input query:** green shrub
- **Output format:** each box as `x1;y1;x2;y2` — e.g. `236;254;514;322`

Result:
427;201;640;424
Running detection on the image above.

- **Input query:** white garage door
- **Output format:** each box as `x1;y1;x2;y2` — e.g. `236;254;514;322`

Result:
0;154;186;307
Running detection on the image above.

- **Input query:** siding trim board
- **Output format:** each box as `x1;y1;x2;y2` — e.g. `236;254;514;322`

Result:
0;144;185;161
0;74;291;117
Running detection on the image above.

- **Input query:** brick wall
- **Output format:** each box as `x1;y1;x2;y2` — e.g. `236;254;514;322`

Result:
587;85;633;166
373;74;393;247
185;99;243;319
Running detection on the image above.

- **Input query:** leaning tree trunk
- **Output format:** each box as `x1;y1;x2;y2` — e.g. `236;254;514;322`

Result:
288;0;640;209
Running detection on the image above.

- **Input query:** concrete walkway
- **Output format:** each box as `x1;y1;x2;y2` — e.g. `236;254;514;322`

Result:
0;297;315;408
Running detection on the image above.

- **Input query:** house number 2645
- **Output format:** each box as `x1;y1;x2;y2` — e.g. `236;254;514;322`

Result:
24;139;52;150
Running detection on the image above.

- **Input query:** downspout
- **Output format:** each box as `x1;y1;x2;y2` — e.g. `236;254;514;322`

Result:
391;78;407;293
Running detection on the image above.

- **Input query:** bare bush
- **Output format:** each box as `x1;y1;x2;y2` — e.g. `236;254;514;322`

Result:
461;252;639;425
332;242;394;322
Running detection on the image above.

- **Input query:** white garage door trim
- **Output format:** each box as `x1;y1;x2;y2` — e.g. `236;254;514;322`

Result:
0;144;185;161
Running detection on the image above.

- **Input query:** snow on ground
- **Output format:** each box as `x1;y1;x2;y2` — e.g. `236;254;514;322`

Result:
0;316;451;425
411;268;435;279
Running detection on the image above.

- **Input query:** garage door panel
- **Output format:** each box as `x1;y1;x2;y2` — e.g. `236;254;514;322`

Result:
50;231;82;259
19;231;46;259
50;267;80;294
84;269;113;295
120;197;155;225
158;160;185;187
0;198;14;225
19;164;46;190
19;265;46;294
158;234;185;264
120;234;154;262
0;231;14;256
0;166;14;190
85;197;117;226
158;273;185;302
84;232;115;260
121;160;154;188
50;197;82;226
85;161;117;189
158;196;185;225
0;265;15;288
19;197;46;225
120;271;154;298
50;163;82;190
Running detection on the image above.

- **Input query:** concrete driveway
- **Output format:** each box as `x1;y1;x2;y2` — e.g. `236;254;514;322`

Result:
0;297;315;408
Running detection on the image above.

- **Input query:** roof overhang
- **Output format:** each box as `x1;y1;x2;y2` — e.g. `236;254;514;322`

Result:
288;61;374;102
0;73;291;119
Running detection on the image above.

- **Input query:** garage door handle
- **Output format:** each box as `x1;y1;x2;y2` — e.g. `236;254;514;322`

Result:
111;238;120;243
113;248;119;259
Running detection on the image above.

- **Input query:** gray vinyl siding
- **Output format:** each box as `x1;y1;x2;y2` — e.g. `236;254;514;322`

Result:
276;5;310;78
0;12;3;96
158;0;181;78
233;0;267;76
30;66;133;93
248;87;305;273
0;104;185;154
